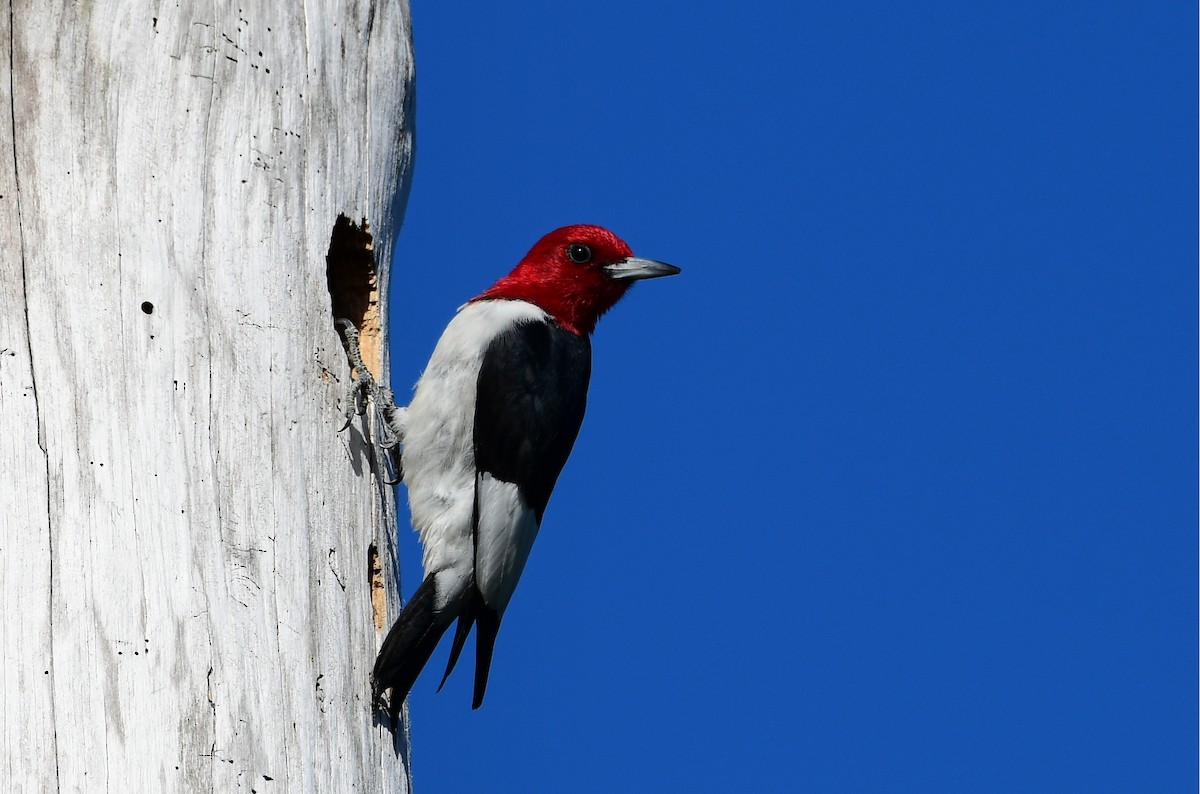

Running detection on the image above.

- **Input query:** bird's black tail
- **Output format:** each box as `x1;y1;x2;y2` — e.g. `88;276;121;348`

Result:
472;605;501;709
372;574;452;720
434;588;502;710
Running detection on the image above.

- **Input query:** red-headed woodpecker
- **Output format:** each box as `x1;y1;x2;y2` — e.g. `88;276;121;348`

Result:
364;224;679;715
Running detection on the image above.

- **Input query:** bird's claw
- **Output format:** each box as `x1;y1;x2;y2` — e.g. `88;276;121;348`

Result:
354;384;369;417
336;319;407;474
338;373;370;431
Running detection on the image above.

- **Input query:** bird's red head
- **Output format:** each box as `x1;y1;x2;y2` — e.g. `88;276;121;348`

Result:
475;224;680;335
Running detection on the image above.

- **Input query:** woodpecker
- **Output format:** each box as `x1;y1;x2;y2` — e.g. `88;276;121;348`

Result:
346;224;678;716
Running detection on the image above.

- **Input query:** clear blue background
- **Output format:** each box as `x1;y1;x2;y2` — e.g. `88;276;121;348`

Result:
387;2;1197;791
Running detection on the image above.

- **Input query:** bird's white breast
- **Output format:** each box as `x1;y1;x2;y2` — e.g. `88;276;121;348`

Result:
402;299;548;603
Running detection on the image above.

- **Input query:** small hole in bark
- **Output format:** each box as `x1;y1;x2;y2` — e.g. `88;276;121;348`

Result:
368;542;386;632
141;301;154;314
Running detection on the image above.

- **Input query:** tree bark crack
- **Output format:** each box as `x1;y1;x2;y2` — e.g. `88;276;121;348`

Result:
7;3;60;791
195;33;223;789
206;665;217;793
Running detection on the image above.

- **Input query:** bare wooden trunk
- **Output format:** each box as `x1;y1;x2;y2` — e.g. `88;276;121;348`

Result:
0;1;414;790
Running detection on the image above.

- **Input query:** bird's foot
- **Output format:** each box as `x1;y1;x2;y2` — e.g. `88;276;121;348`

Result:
336;319;406;482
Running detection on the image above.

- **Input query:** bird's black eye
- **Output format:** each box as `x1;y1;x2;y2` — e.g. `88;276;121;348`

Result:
566;243;592;264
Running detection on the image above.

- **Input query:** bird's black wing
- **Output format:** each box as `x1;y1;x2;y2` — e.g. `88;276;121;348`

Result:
473;318;592;521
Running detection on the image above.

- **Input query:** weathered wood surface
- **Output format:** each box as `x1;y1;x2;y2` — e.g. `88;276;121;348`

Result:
0;1;414;790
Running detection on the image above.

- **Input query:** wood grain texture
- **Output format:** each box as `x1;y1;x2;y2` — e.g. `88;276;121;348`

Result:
0;1;414;790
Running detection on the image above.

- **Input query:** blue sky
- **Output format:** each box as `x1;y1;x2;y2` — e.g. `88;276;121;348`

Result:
387;2;1196;791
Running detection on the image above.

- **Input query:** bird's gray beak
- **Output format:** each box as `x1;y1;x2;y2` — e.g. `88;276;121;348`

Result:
603;257;682;282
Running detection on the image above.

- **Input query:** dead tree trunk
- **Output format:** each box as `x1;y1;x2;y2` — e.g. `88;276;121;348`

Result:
1;2;414;790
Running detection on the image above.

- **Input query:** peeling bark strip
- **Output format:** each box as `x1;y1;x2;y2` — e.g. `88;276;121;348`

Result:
327;214;383;378
1;2;415;791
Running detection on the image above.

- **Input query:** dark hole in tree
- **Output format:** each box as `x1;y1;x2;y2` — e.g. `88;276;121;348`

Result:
326;215;375;335
326;215;381;377
141;301;154;314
